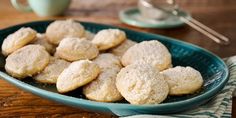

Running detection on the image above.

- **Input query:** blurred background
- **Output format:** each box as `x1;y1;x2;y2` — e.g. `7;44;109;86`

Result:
0;0;235;58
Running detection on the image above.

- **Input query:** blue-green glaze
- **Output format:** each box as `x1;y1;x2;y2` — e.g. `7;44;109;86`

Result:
0;20;229;116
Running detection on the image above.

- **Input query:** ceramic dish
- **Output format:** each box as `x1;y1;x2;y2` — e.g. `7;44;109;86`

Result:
0;20;229;116
119;8;191;28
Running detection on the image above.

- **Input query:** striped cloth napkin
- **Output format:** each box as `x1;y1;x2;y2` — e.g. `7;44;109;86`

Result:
124;56;236;118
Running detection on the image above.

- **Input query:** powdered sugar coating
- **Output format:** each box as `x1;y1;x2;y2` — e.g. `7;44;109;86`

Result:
56;60;100;93
161;66;203;95
116;62;169;105
83;53;123;102
46;19;85;45
93;53;121;69
110;39;137;57
121;40;171;71
84;31;95;40
83;65;122;102
5;45;50;79
34;57;70;84
92;29;126;50
2;27;37;56
32;33;56;54
56;38;99;61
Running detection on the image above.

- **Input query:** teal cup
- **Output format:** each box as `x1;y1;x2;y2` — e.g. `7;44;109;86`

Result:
11;0;71;17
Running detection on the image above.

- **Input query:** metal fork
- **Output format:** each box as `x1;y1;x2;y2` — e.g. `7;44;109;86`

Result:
140;0;230;45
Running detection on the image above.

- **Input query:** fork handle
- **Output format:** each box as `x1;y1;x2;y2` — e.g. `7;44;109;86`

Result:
179;16;230;45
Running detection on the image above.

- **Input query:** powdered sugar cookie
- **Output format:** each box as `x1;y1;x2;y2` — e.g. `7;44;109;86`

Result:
110;39;137;57
92;29;126;51
121;40;171;71
56;37;99;61
2;27;37;56
116;62;169;105
32;33;56;54
46;19;85;45
33;57;70;84
161;66;203;95
83;53;122;102
84;31;95;40
56;60;100;93
93;53;121;69
5;45;50;79
83;66;122;102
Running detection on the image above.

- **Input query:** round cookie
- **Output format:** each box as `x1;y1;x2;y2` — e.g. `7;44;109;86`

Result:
2;27;37;56
46;19;85;45
93;53;121;70
32;33;56;54
121;40;171;71
92;29;126;51
33;57;70;84
84;31;95;40
83;53;122;102
161;66;203;95
83;66;122;102
56;37;99;61
5;45;50;79
116;62;169;105
110;39;137;57
56;60;100;93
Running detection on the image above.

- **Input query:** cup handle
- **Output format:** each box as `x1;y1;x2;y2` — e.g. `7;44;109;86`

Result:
10;0;32;12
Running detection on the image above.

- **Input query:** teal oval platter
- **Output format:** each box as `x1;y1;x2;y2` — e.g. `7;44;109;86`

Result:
0;20;229;116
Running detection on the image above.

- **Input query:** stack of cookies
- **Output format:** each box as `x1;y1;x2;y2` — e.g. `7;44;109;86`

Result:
1;19;204;105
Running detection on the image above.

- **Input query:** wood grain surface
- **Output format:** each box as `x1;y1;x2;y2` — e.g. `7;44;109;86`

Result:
0;0;235;117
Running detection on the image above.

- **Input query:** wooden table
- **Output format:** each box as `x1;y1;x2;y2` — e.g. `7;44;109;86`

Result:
0;0;235;117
